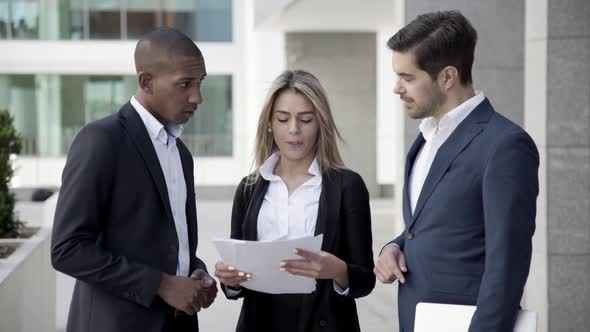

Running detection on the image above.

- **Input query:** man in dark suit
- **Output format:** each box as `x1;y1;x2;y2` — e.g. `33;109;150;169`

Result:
374;11;539;332
51;27;217;332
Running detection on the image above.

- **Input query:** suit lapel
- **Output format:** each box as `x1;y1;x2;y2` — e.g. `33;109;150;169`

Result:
409;98;494;229
314;170;341;252
242;179;269;241
297;170;341;330
119;103;175;226
241;170;341;249
404;135;425;225
177;140;197;265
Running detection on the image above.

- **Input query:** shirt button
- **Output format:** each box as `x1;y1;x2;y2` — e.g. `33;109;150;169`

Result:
408;232;415;240
319;319;327;327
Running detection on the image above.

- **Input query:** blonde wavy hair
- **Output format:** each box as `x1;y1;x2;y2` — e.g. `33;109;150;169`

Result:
250;70;345;181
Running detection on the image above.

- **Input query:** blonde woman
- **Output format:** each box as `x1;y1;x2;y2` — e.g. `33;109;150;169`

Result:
214;70;375;332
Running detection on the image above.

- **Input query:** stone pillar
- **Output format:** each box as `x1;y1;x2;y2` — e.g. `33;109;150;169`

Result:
403;0;525;150
286;32;378;196
35;75;62;157
526;0;590;331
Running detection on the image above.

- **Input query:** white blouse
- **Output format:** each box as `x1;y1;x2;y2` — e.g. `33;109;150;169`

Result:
253;152;348;295
257;151;322;241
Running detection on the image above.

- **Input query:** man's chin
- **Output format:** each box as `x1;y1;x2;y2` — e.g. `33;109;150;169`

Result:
177;113;194;124
407;111;426;120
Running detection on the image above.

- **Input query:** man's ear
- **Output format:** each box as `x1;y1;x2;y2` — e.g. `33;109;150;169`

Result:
138;72;154;95
438;66;459;91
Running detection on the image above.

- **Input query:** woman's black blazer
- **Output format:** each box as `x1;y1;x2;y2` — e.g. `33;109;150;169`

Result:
224;168;375;332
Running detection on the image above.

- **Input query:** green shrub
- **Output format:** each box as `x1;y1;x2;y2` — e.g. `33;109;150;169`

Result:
0;110;22;237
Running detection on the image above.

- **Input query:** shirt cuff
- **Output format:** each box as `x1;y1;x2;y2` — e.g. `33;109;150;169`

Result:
380;242;401;255
225;286;242;297
333;281;350;295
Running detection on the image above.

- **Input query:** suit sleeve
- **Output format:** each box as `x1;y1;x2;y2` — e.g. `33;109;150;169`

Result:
469;130;539;332
221;177;250;300
340;172;376;298
51;124;162;308
383;229;407;253
192;256;208;273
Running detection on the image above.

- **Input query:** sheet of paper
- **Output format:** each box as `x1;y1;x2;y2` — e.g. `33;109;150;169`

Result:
213;234;323;294
414;302;537;332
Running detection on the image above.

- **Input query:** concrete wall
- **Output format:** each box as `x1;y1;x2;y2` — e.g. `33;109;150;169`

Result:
0;227;56;332
286;32;379;196
403;0;525;150
525;0;590;331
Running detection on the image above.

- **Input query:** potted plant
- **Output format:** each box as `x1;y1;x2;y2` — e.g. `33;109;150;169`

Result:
0;109;26;259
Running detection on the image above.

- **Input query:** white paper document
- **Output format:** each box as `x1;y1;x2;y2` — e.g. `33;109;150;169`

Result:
213;234;323;294
414;302;537;332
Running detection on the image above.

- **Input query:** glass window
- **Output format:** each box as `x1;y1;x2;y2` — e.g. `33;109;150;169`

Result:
1;0;232;41
0;74;232;157
60;75;135;152
0;75;39;155
59;76;85;153
0;0;9;38
10;0;39;39
83;76;131;122
162;0;232;42
183;75;232;156
126;0;160;39
59;0;84;39
193;0;232;42
88;0;121;39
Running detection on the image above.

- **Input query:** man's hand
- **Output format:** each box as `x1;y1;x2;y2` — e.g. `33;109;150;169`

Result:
190;269;218;309
374;243;407;284
157;272;215;315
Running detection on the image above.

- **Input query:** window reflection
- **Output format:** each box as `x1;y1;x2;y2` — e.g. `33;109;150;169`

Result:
88;0;121;39
10;0;39;39
0;0;232;41
0;74;233;157
126;0;160;39
0;1;9;38
183;75;233;156
59;0;84;40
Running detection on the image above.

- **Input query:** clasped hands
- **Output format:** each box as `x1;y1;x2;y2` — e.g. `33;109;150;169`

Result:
157;269;218;315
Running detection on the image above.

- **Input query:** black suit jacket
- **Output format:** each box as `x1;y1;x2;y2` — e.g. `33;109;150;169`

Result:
224;168;375;332
51;102;206;332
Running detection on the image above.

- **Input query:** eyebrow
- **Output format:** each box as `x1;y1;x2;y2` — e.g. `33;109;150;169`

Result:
178;74;207;81
275;110;315;116
397;72;414;78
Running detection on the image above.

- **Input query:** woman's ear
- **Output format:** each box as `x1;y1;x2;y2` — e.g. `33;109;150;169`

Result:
138;72;154;95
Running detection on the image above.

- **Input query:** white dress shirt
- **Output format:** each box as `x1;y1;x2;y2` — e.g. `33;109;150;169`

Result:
258;151;348;294
226;152;349;295
409;91;485;213
131;96;191;277
257;151;322;241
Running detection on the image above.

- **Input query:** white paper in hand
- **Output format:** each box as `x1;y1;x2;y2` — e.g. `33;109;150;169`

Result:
213;234;323;294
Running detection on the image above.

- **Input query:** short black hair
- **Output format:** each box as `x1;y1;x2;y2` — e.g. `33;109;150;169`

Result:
387;10;477;85
134;27;203;74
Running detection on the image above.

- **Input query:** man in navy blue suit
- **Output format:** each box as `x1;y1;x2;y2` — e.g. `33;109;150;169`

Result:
374;11;539;332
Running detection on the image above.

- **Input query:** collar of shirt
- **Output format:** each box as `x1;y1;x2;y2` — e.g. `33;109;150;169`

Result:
259;151;322;185
418;91;485;142
130;96;184;146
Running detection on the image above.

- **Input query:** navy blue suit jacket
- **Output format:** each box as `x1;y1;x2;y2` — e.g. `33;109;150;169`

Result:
387;98;539;332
